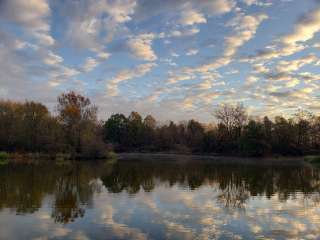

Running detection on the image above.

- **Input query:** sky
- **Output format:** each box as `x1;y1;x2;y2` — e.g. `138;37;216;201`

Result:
1;0;320;122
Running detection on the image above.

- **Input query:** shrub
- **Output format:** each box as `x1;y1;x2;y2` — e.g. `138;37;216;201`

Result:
0;152;9;164
304;155;320;164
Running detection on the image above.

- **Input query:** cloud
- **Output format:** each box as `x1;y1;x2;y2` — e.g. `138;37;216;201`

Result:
1;0;320;121
179;8;207;26
253;63;269;72
63;0;136;51
167;74;194;84
167;28;200;38
82;57;99;72
242;0;272;7
127;33;157;61
276;54;318;73
0;0;50;31
201;0;236;15
107;63;157;96
134;0;235;20
224;14;268;57
248;7;320;62
281;8;320;46
99;205;148;240
245;75;259;86
97;52;111;60
43;51;63;65
186;49;199;56
185;13;268;73
0;0;54;46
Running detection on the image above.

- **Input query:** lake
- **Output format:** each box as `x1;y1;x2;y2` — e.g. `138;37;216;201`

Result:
0;156;320;240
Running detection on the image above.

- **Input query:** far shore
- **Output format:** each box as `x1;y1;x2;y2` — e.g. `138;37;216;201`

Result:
1;151;318;167
117;152;307;165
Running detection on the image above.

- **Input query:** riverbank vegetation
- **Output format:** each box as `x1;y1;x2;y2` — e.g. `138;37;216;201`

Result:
0;91;107;160
104;105;320;157
1;91;320;159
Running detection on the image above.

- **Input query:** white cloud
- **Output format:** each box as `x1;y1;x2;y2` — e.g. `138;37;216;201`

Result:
249;7;320;62
82;57;99;72
281;8;320;46
97;52;111;60
203;0;236;15
246;75;259;85
127;33;157;61
107;63;157;96
0;0;54;46
224;14;268;57
43;51;63;65
276;54;318;73
0;0;50;31
64;0;136;51
186;49;199;56
168;28;200;38
179;8;207;26
190;13;268;73
33;32;55;46
242;0;272;7
167;74;193;84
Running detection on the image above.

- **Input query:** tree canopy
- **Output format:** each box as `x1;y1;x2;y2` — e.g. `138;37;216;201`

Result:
1;93;320;158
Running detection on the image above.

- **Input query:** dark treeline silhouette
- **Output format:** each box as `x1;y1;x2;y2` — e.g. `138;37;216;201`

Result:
1;91;320;157
0;91;107;159
104;104;320;157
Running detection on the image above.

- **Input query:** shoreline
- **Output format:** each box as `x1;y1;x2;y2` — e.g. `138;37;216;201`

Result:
117;152;307;166
1;151;316;166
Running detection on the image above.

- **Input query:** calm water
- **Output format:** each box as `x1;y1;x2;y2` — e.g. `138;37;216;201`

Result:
0;157;320;240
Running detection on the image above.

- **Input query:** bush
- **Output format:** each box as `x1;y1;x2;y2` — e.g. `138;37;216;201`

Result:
0;152;9;164
106;151;117;160
304;155;320;164
55;153;72;161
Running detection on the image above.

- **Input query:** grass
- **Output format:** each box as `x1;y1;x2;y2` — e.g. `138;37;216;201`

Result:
304;155;320;164
0;152;9;165
106;151;117;160
55;153;72;165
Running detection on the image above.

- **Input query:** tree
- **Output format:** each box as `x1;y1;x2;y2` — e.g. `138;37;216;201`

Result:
56;91;98;155
239;120;270;156
185;120;205;152
104;114;128;148
0;101;21;151
214;103;247;138
272;116;297;155
143;115;156;129
293;110;313;153
143;115;157;149
214;103;248;153
126;112;144;149
20;101;50;152
263;116;273;141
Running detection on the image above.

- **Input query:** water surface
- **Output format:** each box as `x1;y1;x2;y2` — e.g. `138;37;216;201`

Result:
0;157;320;239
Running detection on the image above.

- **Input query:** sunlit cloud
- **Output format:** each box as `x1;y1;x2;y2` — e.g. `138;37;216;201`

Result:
0;0;320;121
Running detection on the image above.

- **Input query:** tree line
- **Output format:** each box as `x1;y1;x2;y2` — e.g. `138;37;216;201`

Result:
104;104;320;156
0;91;105;159
1;91;320;158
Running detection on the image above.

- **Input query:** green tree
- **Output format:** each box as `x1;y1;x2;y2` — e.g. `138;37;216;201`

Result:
104;114;128;148
239;120;270;156
126;112;144;149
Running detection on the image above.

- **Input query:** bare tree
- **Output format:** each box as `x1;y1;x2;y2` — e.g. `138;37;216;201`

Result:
214;103;248;136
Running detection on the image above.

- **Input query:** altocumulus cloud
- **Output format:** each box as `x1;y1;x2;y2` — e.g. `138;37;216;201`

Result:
0;0;320;121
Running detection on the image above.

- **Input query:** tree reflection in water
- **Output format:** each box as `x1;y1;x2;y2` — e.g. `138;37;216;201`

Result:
0;163;104;223
0;159;320;223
